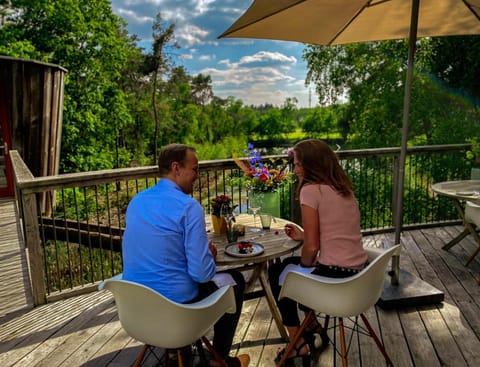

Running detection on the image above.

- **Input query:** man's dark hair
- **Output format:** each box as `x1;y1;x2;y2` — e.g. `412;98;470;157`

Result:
158;144;196;176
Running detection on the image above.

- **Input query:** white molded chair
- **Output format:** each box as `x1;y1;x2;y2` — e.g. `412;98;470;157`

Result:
465;201;480;227
99;274;236;367
276;245;401;367
464;201;480;265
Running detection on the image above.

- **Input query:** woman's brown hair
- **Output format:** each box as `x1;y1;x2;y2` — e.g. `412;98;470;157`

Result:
293;139;353;197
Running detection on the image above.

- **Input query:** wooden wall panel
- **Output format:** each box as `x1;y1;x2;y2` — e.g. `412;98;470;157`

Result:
0;55;66;179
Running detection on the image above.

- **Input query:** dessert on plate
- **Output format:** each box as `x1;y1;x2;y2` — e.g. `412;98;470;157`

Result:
237;241;254;254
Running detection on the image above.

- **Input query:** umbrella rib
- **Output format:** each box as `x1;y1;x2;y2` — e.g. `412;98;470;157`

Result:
329;0;392;45
463;0;480;23
218;0;307;38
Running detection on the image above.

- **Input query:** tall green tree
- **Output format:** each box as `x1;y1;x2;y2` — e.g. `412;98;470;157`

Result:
191;73;213;106
301;106;338;138
143;13;178;164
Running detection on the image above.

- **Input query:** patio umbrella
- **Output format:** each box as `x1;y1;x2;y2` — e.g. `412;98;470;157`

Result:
219;0;480;305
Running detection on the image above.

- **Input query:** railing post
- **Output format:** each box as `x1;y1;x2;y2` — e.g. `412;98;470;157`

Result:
21;192;47;305
391;152;401;285
392;154;399;231
10;150;47;305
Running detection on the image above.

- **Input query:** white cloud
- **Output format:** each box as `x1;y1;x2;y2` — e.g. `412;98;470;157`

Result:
176;24;209;46
199;48;310;107
194;0;216;15
113;8;153;25
200;64;296;87
179;53;193;60
238;51;297;65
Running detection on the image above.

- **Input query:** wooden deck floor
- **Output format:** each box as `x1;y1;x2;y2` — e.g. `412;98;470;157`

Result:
0;199;32;320
2;202;480;366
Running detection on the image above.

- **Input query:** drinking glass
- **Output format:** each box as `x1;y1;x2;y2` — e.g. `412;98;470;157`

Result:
259;214;272;230
226;226;239;243
249;192;261;232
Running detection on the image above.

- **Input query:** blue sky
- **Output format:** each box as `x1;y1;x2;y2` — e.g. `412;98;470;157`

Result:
110;0;316;108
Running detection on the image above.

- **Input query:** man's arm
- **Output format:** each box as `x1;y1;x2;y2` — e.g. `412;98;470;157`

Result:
184;202;217;283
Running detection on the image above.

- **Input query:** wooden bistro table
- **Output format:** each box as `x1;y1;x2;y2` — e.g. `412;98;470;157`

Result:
432;180;480;265
206;214;302;341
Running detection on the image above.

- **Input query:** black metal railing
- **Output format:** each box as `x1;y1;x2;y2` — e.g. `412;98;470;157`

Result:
10;143;472;304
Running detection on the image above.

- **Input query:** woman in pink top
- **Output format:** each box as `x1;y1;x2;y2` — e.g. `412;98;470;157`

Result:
270;139;367;367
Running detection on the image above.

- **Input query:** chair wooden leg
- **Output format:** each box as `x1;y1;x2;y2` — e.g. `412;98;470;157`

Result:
465;223;480;265
275;311;314;367
133;344;149;367
177;349;185;367
201;336;228;367
359;313;394;367
338;318;349;367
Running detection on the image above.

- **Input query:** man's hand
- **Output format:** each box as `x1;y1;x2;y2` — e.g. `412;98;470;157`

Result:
209;240;217;261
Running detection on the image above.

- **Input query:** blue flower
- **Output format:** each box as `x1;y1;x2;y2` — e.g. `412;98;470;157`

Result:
235;143;292;192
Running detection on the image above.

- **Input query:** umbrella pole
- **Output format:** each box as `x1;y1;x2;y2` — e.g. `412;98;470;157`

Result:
381;1;444;307
392;0;419;285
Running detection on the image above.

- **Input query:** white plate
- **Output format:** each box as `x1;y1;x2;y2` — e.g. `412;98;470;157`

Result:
225;242;264;258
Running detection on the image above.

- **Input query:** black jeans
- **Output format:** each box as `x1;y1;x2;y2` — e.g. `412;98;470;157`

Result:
188;270;245;359
268;256;360;327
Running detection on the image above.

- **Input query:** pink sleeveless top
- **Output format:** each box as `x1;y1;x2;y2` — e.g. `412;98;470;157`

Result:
300;184;367;269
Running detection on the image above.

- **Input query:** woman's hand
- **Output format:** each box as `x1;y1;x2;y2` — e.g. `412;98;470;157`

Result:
284;224;304;241
209;240;217;261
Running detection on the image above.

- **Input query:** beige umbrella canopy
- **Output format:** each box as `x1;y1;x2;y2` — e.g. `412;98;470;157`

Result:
219;0;480;305
219;0;480;45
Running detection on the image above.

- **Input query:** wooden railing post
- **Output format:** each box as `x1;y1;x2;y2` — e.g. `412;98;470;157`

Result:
22;192;47;305
10;150;47;305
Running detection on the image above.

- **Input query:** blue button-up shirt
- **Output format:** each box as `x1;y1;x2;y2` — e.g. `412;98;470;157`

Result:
122;179;216;303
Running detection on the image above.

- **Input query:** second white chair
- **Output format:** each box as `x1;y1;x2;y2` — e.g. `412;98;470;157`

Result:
276;245;401;367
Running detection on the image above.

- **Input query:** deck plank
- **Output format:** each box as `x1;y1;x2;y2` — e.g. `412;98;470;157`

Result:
378;308;413;367
32;300;117;367
2;224;480;366
0;199;32;320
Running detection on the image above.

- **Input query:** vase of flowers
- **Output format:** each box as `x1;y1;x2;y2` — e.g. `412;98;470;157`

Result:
466;138;480;179
210;194;236;234
253;191;281;218
234;143;292;218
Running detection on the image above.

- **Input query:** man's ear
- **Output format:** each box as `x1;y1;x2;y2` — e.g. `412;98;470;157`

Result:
172;162;180;175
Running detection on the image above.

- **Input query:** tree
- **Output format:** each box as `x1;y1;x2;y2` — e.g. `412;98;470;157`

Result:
257;109;290;138
190;73;213;106
301;106;337;138
428;36;480;106
143;13;178;164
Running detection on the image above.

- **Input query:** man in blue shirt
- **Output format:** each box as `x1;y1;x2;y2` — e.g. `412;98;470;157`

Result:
122;144;249;367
